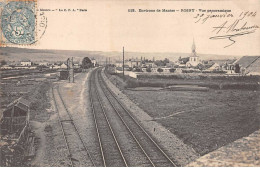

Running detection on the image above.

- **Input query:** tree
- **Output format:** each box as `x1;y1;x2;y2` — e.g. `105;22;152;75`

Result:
179;57;189;64
195;63;205;71
81;57;92;70
135;68;142;72
157;68;163;73
154;60;163;66
1;60;7;65
146;67;151;72
235;64;240;73
163;58;169;65
169;68;176;73
154;59;170;67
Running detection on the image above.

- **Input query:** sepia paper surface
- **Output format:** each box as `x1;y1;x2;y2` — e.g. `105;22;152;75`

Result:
0;0;259;54
0;0;259;167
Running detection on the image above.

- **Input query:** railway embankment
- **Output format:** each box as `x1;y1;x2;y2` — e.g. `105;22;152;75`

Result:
101;68;199;166
31;70;93;166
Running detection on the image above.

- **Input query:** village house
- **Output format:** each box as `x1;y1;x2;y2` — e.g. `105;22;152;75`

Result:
50;63;67;70
151;67;158;73
115;60;131;68
21;60;32;66
145;62;156;68
220;59;237;73
200;59;236;73
234;56;260;75
166;61;175;68
141;68;147;72
0;64;37;70
73;61;81;68
115;61;122;67
91;58;97;67
39;62;49;66
0;65;13;70
17;66;37;69
129;58;142;68
175;68;183;73
161;67;171;73
60;63;67;69
207;63;221;71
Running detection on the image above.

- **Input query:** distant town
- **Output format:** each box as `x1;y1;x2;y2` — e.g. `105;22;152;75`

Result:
1;41;260;77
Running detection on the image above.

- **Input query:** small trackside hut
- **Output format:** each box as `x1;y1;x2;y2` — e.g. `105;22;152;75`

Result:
59;70;69;80
0;98;35;167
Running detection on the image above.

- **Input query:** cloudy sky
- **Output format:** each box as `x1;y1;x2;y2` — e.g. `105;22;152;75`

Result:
5;0;260;56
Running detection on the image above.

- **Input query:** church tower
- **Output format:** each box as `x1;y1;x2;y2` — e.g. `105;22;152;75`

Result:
192;38;196;55
186;39;200;67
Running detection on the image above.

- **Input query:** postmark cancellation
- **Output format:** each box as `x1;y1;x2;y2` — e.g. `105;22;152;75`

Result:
0;0;46;46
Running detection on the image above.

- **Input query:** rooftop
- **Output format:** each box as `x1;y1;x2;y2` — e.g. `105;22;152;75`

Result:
235;56;260;68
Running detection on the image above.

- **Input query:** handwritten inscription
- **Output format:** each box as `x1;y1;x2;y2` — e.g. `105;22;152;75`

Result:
194;11;259;48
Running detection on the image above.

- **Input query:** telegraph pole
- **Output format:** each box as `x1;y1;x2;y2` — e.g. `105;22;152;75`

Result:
123;47;125;79
72;57;74;83
69;57;74;83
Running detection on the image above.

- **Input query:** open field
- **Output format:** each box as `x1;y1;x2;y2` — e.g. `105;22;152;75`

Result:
0;70;56;121
125;89;260;155
105;68;260;156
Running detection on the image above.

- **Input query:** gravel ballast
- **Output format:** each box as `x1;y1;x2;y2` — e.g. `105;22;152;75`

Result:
101;68;199;166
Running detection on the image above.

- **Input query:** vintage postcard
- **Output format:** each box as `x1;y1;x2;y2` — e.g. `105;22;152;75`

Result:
0;0;259;167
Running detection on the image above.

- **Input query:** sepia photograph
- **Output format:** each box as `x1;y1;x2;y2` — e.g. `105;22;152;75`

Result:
0;0;259;167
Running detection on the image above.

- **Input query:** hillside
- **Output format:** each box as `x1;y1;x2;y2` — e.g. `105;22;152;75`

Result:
0;47;240;63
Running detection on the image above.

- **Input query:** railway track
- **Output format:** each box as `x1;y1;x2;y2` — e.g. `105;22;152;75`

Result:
90;68;178;167
89;69;128;167
98;68;177;166
52;85;95;167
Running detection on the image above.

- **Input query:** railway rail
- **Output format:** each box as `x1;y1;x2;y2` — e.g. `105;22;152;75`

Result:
51;67;178;167
89;69;128;167
90;68;178;167
52;86;95;167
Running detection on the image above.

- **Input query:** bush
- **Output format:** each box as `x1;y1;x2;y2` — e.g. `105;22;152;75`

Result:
135;73;260;83
157;68;163;73
169;68;176;73
116;67;123;71
182;69;201;73
146;67;151;72
221;83;259;90
105;66;116;75
182;69;194;73
135;68;142;72
212;70;227;74
235;64;240;73
125;78;166;88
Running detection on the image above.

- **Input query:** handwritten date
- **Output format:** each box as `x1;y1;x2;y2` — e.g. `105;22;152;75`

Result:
194;11;259;48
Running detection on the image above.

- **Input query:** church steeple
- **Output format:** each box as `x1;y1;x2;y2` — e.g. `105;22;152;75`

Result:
192;38;196;53
186;38;200;67
191;38;197;57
